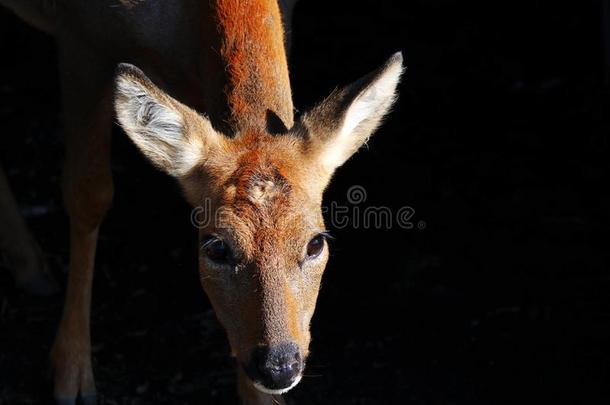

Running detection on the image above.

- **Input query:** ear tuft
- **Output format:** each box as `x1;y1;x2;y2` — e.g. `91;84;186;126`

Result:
115;64;184;142
301;52;404;175
114;63;202;177
340;51;404;140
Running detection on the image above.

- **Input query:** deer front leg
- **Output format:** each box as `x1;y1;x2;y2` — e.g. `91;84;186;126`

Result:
50;37;113;404
238;368;287;405
51;227;104;405
51;104;113;405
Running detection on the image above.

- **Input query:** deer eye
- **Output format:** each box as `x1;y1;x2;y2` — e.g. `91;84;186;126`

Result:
306;234;327;259
202;236;230;264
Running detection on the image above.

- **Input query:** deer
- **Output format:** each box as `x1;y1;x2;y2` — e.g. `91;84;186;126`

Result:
0;0;403;403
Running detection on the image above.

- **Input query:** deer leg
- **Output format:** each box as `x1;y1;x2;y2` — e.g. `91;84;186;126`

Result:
238;368;287;405
50;37;113;405
0;163;58;295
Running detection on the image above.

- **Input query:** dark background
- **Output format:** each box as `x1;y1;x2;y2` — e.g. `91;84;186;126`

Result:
1;1;609;404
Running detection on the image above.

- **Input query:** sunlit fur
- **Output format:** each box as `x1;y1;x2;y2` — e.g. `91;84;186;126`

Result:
211;0;294;132
1;0;401;402
115;54;403;397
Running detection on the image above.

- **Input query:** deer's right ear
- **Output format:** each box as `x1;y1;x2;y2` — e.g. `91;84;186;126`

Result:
114;63;221;177
299;52;404;178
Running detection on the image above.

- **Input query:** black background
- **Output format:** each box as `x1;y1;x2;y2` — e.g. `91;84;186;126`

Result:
1;1;609;404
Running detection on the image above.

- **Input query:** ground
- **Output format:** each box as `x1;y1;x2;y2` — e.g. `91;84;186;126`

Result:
1;1;609;404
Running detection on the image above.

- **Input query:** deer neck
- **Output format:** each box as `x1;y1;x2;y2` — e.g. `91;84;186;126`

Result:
199;0;294;136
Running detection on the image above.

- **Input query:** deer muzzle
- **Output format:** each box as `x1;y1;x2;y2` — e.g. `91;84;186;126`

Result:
243;341;304;394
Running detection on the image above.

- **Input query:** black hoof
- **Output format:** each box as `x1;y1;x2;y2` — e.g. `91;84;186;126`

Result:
80;393;97;405
55;396;76;405
54;392;97;405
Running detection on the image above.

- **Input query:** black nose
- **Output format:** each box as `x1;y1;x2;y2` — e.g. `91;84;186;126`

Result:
246;342;302;390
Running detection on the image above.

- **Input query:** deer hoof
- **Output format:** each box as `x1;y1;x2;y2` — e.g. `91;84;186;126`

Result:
55;396;76;405
80;393;98;405
55;392;96;405
51;342;96;405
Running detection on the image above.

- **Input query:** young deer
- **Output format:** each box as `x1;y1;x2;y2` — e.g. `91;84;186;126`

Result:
0;0;403;403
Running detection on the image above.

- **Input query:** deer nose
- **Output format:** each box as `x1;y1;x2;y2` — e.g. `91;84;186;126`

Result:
247;342;303;391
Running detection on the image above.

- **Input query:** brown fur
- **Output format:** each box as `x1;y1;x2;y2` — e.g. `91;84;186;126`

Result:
1;0;402;402
212;0;293;131
192;132;325;361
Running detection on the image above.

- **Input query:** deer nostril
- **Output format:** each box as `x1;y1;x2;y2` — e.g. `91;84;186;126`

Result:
266;358;299;375
246;342;303;391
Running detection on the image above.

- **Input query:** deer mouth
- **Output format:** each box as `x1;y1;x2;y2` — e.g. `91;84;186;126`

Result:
252;375;303;395
242;361;304;394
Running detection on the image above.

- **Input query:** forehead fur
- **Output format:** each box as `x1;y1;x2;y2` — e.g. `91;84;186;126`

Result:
228;149;292;208
198;133;323;260
216;131;321;200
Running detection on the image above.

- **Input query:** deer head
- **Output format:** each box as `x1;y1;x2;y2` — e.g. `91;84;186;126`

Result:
114;52;403;394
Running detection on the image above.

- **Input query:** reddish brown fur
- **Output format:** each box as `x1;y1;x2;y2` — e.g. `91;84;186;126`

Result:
2;0;401;403
183;130;325;362
206;0;293;132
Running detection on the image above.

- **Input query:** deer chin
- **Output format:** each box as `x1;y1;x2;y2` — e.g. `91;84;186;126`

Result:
252;375;302;395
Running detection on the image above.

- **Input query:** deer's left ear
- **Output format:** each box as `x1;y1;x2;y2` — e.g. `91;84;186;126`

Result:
299;52;404;175
114;63;223;178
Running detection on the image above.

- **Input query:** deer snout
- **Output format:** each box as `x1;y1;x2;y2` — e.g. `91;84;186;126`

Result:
245;342;303;394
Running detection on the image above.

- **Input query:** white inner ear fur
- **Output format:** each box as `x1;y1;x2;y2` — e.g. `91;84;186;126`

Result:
322;58;404;171
115;76;203;177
